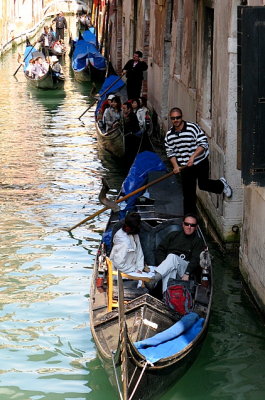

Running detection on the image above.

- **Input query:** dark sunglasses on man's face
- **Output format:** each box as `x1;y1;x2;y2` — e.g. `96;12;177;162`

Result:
183;221;197;227
170;116;182;120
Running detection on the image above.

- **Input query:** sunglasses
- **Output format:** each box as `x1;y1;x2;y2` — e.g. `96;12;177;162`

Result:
183;222;197;227
170;116;182;120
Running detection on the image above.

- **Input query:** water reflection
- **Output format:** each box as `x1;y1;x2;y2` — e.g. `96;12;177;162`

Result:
0;19;107;399
26;88;66;112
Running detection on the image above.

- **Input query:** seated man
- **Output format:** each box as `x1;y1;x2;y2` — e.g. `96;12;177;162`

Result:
51;55;63;75
146;213;205;292
122;101;140;135
109;212;145;274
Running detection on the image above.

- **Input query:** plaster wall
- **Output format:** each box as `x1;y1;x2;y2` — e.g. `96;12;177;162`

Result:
239;186;265;313
197;0;243;240
147;0;243;241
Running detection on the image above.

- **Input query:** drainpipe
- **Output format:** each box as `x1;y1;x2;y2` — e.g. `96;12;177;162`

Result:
133;0;137;51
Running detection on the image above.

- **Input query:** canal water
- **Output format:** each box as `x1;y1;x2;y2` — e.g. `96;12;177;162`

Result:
0;20;265;400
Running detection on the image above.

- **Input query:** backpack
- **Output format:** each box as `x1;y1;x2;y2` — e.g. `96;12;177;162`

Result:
164;284;193;315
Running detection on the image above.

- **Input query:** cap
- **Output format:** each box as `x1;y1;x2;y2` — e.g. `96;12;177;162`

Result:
51;55;59;62
107;94;115;100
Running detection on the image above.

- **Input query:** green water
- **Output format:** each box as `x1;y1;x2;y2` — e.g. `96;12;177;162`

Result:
0;19;265;400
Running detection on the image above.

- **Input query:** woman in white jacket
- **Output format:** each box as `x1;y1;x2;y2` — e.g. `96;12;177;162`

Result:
110;212;144;273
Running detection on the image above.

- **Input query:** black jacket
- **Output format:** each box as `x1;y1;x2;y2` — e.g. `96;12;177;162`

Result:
156;230;204;274
123;59;148;81
52;16;67;29
38;32;54;47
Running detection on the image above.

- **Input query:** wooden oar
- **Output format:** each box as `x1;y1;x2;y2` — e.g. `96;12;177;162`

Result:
67;169;183;232
13;45;35;76
78;71;126;120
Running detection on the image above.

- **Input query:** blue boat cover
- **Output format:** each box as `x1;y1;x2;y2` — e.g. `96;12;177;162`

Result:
96;74;126;113
72;40;106;72
23;46;38;70
102;151;167;247
82;29;97;45
120;151;167;214
134;312;205;363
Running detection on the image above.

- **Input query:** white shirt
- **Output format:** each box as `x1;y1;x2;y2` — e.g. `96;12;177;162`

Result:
109;228;144;273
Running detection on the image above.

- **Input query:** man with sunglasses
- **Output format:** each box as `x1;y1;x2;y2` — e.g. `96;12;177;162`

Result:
165;107;232;214
146;214;204;292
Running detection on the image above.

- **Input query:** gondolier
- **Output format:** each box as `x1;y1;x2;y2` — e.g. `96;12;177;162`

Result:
37;26;54;57
165;107;233;214
122;51;148;100
52;11;67;40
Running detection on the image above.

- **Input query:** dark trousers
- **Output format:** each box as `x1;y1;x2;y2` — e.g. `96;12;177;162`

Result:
127;79;142;100
42;46;50;58
180;157;223;214
56;28;64;40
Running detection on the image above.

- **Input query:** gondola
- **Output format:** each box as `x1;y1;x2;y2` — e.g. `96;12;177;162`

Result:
95;75;153;161
90;151;213;400
24;66;65;90
70;29;106;82
95;74;127;157
23;47;65;90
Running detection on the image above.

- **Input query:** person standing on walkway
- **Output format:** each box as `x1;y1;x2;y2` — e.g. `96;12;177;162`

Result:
52;11;67;40
165;107;232;214
122;51;148;100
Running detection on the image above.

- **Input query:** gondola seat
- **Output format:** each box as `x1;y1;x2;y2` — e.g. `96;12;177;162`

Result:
105;256;150;311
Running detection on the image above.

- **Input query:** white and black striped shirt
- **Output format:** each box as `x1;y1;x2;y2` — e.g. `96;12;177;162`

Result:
164;121;209;166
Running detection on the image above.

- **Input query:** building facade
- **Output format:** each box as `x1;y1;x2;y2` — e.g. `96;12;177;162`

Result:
94;0;265;313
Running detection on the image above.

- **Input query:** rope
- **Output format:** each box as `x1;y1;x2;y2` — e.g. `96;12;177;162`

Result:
128;366;138;388
111;351;123;400
128;361;150;400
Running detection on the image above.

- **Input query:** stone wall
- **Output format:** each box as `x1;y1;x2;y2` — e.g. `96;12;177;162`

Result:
240;186;265;313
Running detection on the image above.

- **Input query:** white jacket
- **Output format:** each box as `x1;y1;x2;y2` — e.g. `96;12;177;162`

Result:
110;228;144;273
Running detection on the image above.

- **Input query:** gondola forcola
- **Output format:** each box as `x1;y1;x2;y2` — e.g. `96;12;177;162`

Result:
89;151;213;400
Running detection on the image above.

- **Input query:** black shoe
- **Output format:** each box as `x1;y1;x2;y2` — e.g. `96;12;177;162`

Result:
145;272;162;291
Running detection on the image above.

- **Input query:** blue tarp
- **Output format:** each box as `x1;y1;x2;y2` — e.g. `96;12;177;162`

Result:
96;74;126;113
134;312;205;363
23;46;38;70
72;35;106;72
120;151;167;215
82;29;97;45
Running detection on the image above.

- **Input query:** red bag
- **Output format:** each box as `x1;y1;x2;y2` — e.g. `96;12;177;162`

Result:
164;284;193;315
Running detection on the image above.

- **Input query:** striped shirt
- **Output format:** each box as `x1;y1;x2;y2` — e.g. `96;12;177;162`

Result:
164;121;209;166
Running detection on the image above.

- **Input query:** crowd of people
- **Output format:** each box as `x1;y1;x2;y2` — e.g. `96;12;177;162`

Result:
97;93;152;136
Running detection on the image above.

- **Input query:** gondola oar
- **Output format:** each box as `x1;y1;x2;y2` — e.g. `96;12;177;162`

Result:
13;44;35;77
78;71;126;120
66;168;185;232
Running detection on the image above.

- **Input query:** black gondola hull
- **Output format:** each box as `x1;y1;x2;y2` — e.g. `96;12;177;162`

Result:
24;68;65;90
